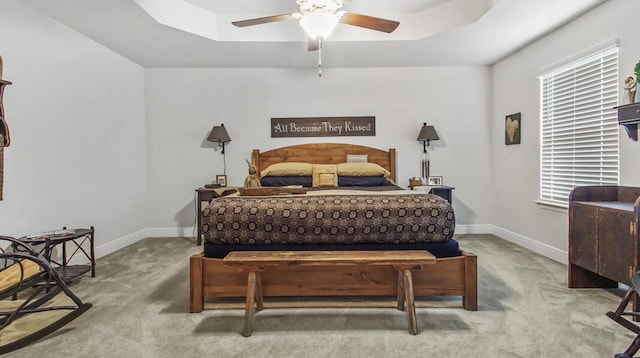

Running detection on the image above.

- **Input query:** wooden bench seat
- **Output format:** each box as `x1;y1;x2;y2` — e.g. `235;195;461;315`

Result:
222;250;436;336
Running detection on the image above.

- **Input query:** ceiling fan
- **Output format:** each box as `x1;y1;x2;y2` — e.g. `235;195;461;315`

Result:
232;0;400;52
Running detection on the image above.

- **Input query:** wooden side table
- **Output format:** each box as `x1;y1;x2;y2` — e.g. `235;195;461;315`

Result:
195;186;238;245
410;185;455;204
17;227;96;282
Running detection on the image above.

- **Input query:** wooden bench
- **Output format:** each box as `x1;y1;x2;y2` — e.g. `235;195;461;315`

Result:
222;250;436;337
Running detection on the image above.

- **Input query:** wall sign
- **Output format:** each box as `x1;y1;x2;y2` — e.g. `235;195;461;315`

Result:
271;116;375;138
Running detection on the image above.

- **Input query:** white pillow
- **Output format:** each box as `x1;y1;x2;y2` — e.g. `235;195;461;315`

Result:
346;154;368;163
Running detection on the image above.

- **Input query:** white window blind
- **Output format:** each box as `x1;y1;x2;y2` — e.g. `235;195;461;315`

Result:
539;46;619;208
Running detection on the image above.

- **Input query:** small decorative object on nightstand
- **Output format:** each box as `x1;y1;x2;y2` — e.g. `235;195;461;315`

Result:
427;176;443;186
216;174;227;187
409;178;422;188
243;158;261;188
195;186;239;245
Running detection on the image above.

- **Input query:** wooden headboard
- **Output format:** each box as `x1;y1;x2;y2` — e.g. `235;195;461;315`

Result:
251;143;397;182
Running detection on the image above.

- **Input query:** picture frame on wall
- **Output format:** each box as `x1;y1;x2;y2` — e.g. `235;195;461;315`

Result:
505;112;521;145
427;176;443;186
216;175;227;187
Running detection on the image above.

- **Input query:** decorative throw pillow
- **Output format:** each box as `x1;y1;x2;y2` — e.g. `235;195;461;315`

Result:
312;164;338;187
336;162;391;178
346;154;368;163
260;162;313;177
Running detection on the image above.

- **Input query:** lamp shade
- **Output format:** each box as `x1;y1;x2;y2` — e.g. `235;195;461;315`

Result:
299;11;339;39
417;123;439;142
207;124;231;143
208;123;231;155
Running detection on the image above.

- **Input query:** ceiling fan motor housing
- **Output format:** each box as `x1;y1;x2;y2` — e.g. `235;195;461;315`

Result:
297;0;347;15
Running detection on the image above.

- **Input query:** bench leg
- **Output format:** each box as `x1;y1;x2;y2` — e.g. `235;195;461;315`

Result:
242;271;259;337
255;272;264;312
397;270;405;311
402;269;418;335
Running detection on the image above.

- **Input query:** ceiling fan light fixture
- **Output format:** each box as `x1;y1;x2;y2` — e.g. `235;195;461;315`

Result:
299;11;339;39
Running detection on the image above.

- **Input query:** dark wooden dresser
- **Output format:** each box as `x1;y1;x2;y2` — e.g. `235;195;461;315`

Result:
569;186;640;294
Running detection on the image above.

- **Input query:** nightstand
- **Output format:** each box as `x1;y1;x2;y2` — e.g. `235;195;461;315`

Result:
410;185;455;204
195;186;238;245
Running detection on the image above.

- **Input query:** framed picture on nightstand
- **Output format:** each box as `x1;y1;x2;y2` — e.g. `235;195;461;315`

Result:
216;175;227;187
427;176;443;186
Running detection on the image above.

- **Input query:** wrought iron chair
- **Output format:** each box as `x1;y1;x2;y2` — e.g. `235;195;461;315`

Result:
0;235;92;354
607;271;640;358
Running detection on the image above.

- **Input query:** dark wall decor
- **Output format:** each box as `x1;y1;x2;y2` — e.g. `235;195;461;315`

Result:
271;116;375;138
0;55;11;201
505;112;521;145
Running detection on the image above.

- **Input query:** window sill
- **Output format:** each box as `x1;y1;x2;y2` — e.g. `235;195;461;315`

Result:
534;199;568;213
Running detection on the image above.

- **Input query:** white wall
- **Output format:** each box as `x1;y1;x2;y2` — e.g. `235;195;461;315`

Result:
145;67;494;235
491;0;640;263
0;1;147;255
16;0;629;263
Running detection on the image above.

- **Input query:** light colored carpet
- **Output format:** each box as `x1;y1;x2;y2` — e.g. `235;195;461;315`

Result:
0;293;76;347
2;234;635;358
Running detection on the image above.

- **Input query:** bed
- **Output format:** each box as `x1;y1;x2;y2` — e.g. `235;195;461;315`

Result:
189;143;477;312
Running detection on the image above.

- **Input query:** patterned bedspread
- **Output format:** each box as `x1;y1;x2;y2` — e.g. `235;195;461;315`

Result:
202;189;455;245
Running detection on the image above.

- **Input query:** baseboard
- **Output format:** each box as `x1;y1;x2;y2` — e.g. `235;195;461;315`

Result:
455;224;493;235
92;228;194;260
93;225;567;266
491;225;567;265
145;227;196;239
94;228;148;259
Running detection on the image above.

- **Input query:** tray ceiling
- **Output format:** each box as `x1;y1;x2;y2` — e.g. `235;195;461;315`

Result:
22;0;607;68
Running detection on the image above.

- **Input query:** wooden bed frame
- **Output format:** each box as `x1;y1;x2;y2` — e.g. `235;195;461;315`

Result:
190;143;477;312
251;143;397;182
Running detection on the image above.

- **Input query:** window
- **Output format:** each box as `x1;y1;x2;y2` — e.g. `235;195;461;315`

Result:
539;45;619;208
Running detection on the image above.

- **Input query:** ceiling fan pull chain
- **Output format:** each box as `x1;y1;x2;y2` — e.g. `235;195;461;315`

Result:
318;37;323;77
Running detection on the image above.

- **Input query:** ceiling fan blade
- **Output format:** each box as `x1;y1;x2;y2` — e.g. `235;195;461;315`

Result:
340;13;399;33
308;38;319;52
232;14;294;27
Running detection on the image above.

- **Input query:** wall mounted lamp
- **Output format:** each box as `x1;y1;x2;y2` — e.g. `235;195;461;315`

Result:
207;123;231;154
416;122;439;179
207;123;231;176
